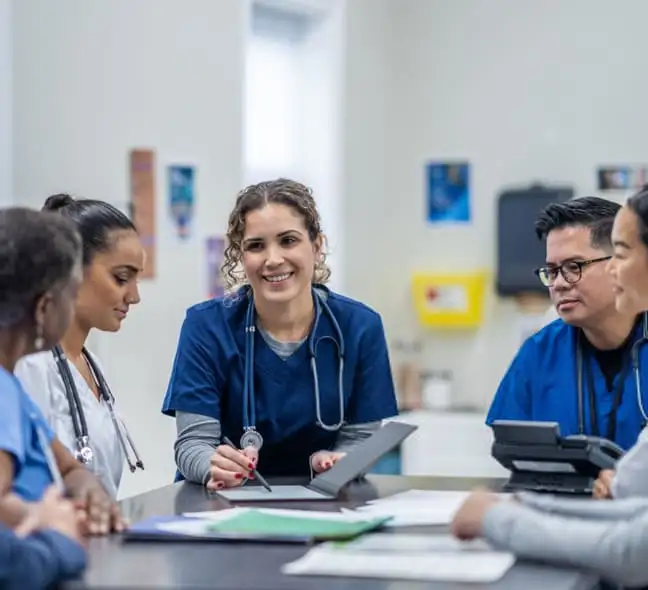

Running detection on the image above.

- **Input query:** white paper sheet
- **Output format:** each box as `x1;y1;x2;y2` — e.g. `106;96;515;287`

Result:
215;485;331;502
348;490;471;526
282;543;516;582
184;507;371;523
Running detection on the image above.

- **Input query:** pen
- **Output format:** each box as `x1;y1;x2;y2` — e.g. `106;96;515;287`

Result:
222;436;273;493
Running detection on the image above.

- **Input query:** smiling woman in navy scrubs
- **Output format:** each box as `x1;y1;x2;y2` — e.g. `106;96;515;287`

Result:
162;178;398;490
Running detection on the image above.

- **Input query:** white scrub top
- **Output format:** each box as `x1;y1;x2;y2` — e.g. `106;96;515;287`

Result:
14;350;124;499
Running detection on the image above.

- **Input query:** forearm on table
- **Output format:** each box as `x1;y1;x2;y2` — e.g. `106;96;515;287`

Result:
516;491;648;520
0;494;31;528
482;500;648;587
175;412;221;485
333;421;382;453
63;467;106;498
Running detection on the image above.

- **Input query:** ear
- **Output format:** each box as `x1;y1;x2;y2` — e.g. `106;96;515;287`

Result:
312;233;324;259
32;292;53;350
33;292;51;330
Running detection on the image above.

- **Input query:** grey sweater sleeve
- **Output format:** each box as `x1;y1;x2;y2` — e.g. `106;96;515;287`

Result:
481;499;648;587
516;490;648;520
611;425;648;499
174;412;221;485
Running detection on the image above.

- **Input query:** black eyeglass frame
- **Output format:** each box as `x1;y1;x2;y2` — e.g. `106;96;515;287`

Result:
534;255;612;287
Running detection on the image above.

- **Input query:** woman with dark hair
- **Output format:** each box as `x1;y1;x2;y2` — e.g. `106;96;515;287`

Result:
15;194;146;500
163;178;398;490
0;206;121;546
0;207;89;587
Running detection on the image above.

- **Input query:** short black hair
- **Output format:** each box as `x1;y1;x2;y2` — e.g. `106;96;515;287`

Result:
534;196;621;250
42;193;136;266
0;207;81;328
627;184;648;248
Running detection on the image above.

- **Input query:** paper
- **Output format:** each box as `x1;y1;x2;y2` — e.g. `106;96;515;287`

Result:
168;164;195;239
349;490;471;526
129;149;156;278
425;161;471;224
206;236;225;299
282;541;515;582
160;507;388;541
184;507;369;522
208;510;389;540
341;533;496;553
217;485;330;502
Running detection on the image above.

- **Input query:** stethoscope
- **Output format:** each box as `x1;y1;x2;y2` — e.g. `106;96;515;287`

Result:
51;346;144;473
240;286;346;450
576;312;648;439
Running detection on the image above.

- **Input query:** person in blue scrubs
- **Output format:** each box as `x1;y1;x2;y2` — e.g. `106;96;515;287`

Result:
1;486;86;588
0;207;123;536
487;196;648;450
162;178;399;490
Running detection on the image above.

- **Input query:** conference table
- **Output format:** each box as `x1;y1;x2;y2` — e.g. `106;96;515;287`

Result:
65;474;600;590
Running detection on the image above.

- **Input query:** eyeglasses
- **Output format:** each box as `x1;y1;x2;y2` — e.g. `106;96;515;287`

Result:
534;256;612;287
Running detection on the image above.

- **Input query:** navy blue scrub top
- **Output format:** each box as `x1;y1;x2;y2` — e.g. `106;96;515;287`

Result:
162;287;399;477
487;318;648;450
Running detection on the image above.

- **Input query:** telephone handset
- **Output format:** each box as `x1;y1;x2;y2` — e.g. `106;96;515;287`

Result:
490;420;625;495
562;434;625;460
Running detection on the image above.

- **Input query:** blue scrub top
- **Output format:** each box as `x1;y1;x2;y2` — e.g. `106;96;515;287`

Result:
0;366;55;501
162;287;399;477
486;318;648;450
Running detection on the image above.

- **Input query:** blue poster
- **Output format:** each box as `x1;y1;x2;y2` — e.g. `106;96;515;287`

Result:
425;161;471;223
168;165;195;239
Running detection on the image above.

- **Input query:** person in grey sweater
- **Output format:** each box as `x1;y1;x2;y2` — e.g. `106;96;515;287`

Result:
592;185;648;501
451;488;648;588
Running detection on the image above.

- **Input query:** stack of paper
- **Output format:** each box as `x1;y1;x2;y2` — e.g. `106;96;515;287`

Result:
148;506;393;542
282;533;516;582
344;489;472;527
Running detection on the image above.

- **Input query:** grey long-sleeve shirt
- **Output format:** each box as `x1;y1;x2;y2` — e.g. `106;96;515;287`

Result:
612;425;648;499
481;492;648;588
174;412;380;484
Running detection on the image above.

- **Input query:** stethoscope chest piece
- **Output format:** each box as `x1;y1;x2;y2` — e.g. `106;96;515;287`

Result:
76;436;94;466
240;428;263;450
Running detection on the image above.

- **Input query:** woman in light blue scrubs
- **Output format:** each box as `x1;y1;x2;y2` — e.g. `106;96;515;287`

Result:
0;207;122;535
163;178;399;490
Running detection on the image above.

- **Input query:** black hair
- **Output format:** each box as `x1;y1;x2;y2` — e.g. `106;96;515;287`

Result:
534;196;621;250
42;193;136;266
626;184;648;249
0;207;81;328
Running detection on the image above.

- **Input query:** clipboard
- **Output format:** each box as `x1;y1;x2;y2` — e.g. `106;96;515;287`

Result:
122;515;314;544
217;421;417;502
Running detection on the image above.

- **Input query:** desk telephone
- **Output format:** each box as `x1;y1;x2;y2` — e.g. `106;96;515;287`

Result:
490;420;625;495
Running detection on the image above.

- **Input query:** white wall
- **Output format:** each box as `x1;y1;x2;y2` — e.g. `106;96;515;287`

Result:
0;0;10;207
12;0;246;497
343;0;648;409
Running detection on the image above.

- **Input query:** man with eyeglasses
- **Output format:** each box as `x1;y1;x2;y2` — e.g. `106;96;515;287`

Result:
486;196;647;451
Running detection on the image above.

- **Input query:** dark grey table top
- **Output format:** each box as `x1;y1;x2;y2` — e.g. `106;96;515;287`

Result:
65;474;600;590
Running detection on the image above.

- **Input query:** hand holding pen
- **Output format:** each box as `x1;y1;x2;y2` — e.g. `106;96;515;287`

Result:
207;436;272;492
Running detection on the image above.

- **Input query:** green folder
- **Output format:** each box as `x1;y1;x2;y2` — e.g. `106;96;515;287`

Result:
206;510;391;541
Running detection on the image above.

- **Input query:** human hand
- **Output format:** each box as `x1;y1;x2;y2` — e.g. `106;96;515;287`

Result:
207;444;259;491
450;488;502;541
593;469;615;500
15;486;83;544
72;486;126;536
310;451;346;474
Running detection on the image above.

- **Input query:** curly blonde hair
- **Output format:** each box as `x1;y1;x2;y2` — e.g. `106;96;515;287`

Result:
221;178;331;291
